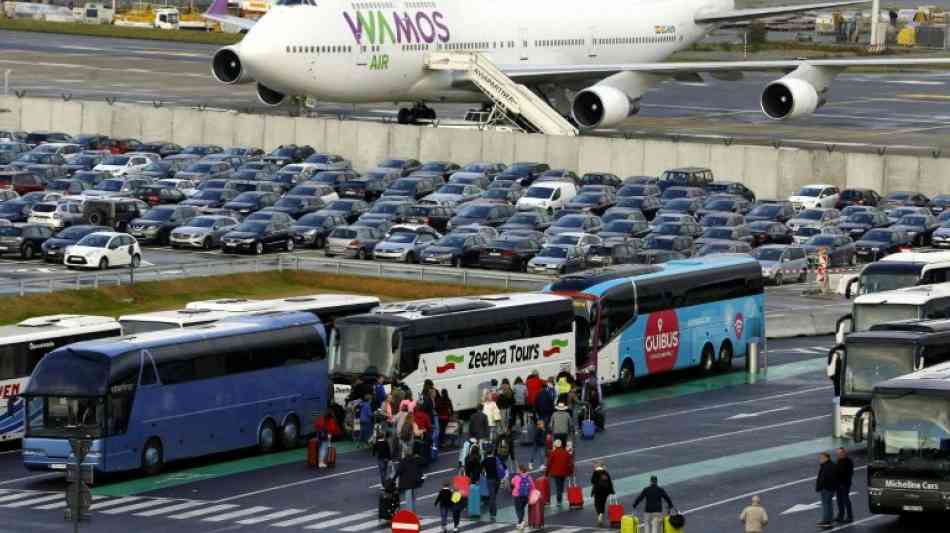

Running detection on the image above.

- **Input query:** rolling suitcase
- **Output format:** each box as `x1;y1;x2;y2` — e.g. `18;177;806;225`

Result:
534;475;550;505
479;476;489;501
528;499;545;529
607;496;625;527
324;437;336;467
467;482;481;517
620;514;640;533
520;415;534;446
566;478;583;509
307;438;319;467
581;418;596;440
378;490;398;521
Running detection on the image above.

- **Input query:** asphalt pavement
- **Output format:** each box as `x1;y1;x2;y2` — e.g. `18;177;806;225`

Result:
0;335;928;533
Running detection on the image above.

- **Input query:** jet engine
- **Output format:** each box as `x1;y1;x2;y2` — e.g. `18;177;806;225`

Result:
256;83;286;107
211;46;253;85
569;71;659;129
760;64;840;120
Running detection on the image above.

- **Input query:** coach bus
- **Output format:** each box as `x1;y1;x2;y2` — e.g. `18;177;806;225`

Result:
0;315;121;441
853;360;950;516
834;283;950;345
330;293;575;411
835;319;950;440
22;312;327;475
845;251;950;299
546;255;765;388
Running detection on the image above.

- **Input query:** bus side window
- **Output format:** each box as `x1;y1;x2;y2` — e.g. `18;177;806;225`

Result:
923;267;950;284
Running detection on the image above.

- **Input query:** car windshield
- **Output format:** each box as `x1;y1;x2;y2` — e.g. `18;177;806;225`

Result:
663;189;688;199
753;248;783;261
31;203;56;213
98;180;123;192
186;163;213;173
331;228;358;239
704;228;734;239
482;190;508;199
807;236;837;246
47;181;71;191
463;164;492;173
233;192;261;203
185;217;217;228
0;226;21;236
603;221;637;233
704;215;731;226
887;192;911;201
379;159;406;168
326;201;354;211
386;232;417;244
507;214;539;225
665;199;692;209
863;230;894;242
276;198;303;208
491;180;516;190
796;227;820;237
798;209;823;220
142;162;165;172
844;342;916;396
644;237;674;250
420;163;447;171
392;180;417;191
797;187;823;197
655;223;682;235
76;234;110;247
458;205;492;217
291;186;319;196
297;214;330;226
56;226;94;239
539;247;569;258
899;216;928;226
271;148;295;157
849;213;875;224
141;208;174;221
101;156;129;165
551;235;580;246
573;193;602;204
434;235;466;247
0;203;22;213
525;187;554;199
699;244;733;255
194;190;224;200
438;185;466;194
234;221;266;233
370;203;401;214
705;199;735;210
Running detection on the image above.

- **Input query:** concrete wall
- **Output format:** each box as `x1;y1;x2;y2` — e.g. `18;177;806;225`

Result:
6;95;950;196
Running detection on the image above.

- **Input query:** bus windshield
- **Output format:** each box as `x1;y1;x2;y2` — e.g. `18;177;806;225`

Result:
872;393;950;470
333;322;400;377
853;303;919;332
26;396;105;438
845;343;916;397
859;263;923;295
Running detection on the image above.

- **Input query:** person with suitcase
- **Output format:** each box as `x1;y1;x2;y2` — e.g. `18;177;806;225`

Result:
313;411;341;468
464;445;483;518
529;418;546;469
591;461;616;526
481;444;505;521
511;464;535;532
632;475;675;533
372;431;394;485
435;480;464;533
395;451;424;512
549;402;574;447
546;439;574;508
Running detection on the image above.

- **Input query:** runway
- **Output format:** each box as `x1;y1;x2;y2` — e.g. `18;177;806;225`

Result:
5;30;950;146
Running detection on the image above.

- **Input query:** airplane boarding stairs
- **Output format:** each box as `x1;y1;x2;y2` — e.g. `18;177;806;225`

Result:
424;51;578;136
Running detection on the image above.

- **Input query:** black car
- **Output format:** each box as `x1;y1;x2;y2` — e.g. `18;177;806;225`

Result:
180;188;238;211
382;177;436;200
563;192;614;216
634;249;687;264
658;167;714;191
882;191;930;209
131;161;177;180
63;153;105;173
695;195;751;219
138;142;182;157
931;194;950;216
836;188;881;209
853;228;913;262
74;134;111;151
642;234;695;257
696;225;753;246
415;161;461;180
496;162;550;187
321;199;370;224
599;219;650;241
134;185;186;206
498;210;553;233
660;186;705;203
264;196;324;219
340;177;389;202
748;220;794;246
127;205;198;245
262;144;313;167
461;162;506;179
0;223;53;259
25;132;72;145
698;212;745;228
81;198;146;231
615;196;661;220
601;207;647;225
46;178;89;196
308;170;359;192
447;202;515;231
221;219;295;255
801;234;857;267
838;211;891;241
41;224;111;263
704;181;755;203
403;204;453;233
652;220;704;239
419;233;486;267
657;198;703;217
0;200;32;223
292;212;347;248
585;240;640;267
745;202;796;223
579;172;622;189
180;144;223;157
377;157;421;177
71;170;110;189
357;200;415;227
223;191;279;216
478;237;541;271
617;183;660;198
892;213;940;246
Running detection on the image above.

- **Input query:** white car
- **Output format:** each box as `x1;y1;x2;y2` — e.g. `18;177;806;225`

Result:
93;154;155;177
788;184;840;211
516;181;578;212
157;178;198;198
64;232;142;270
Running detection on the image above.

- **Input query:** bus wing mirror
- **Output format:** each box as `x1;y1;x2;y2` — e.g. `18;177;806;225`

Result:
835;315;852;345
845;277;858;299
853;406;869;443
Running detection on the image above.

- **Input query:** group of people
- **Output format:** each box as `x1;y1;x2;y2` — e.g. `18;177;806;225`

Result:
815;448;855;528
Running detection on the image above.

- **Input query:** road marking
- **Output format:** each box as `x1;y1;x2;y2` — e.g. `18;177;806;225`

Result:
0;493;62;508
782;492;856;515
726;406;793;420
203;505;273;522
99;498;175;514
0;492;44;504
134;499;208;517
304;509;377;529
35;495;108;510
825;515;885;531
215;465;376;503
344;516;440;531
459;524;513;533
89;496;143;511
168;503;238;519
0;473;60;485
235;508;307;525
271;510;341;527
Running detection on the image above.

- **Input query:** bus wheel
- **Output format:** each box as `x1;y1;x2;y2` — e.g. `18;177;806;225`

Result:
142;438;164;476
700;344;716;374
258;419;278;453
280;415;300;449
717;342;734;372
619;360;635;391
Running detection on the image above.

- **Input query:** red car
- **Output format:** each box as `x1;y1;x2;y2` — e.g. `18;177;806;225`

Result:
0;170;45;195
109;138;143;154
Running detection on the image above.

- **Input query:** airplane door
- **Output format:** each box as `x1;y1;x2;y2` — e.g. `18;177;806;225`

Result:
519;27;529;61
588;27;597;58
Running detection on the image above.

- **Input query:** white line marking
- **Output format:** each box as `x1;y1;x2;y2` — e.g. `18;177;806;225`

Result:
169;503;238;519
0;492;44;504
203;505;272;522
825;515;886;531
35;495;108;510
1;494;62;508
89;496;142;511
216;465;376;503
99;498;176;515
271;510;340;527
235;508;307;525
459;523;513;533
304;509;377;529
0;473;60;485
134;500;208;517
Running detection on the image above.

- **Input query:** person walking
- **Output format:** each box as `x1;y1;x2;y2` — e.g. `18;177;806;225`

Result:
359;394;374;445
373;375;387;410
313;411;341;469
816;452;838;529
590;462;615;527
497;379;515;433
436;389;454;449
535;381;556;430
549;402;574;446
395;404;414;458
834;448;854;524
740;495;769;532
529;418;546;470
395;451;424;512
372;430;393;485
469;403;490;443
632;475;674;533
525;370;543;413
546;439;574;508
465;444;483;486
483;394;502;440
482;444;504;521
511;464;535;532
513;376;528;428
435;481;464;533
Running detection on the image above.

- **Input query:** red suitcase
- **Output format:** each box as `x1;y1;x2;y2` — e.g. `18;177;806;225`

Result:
528;499;545;528
325;442;337;467
535;475;550;506
567;479;583;509
307;438;319;467
607;496;625;527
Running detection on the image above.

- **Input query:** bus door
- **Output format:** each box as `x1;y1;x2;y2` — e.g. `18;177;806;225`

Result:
571;297;595;371
105;350;151;472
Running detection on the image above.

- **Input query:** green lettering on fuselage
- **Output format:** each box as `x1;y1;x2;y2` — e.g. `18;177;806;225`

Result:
357;11;377;44
377;11;396;44
369;54;390;70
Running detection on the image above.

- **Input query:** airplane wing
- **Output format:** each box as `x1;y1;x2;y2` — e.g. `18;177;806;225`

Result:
695;0;870;24
202;0;257;31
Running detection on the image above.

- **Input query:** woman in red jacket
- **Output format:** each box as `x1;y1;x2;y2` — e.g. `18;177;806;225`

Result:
314;411;342;468
546;439;574;507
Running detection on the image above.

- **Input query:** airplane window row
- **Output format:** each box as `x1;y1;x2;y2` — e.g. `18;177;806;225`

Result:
403;43;430;51
351;1;395;9
404;1;436;7
593;34;676;45
438;41;516;51
535;39;584;47
287;45;353;53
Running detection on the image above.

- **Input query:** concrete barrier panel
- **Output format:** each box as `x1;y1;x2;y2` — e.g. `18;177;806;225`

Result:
111;104;143;140
203;111;236;148
263;115;296;150
545;135;579;171
917;156;948;197
233;113;265;148
480;129;516;163
49;100;83;136
675;141;710;169
81;101;115;136
21;97;52;132
140;106;173;142
577;136;612;175
171;107;203;146
0;96;20;129
419;127;451;161
355;121;391;171
776;147;814;199
328;120;360;159
389;124;421;160
609;138;645;176
812;150;848;187
708;144;737;180
844;153;883;191
642;139;676;176
294;117;326;149
513;132;546;163
883;154;920;193
447;128;483;165
742;145;779;198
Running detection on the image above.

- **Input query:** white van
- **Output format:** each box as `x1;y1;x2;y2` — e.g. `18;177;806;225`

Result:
516;181;577;212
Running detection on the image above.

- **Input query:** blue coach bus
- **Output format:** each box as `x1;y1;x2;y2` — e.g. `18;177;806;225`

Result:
21;312;327;475
547;256;765;388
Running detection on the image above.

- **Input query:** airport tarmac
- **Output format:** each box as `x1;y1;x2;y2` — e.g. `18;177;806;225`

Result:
5;30;950;147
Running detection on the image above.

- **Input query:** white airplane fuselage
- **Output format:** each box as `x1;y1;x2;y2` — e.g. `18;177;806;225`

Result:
232;0;726;103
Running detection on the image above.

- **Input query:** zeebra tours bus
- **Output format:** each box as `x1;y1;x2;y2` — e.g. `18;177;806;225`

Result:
330;293;576;410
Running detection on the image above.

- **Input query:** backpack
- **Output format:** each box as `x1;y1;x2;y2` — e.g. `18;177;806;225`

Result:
400;418;413;442
517;474;531;498
496;435;510;458
495;457;508;480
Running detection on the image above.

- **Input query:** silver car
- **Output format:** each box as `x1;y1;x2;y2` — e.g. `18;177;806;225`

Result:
372;225;440;263
28;201;84;230
527;244;585;275
169;215;239;250
325;225;384;259
753;244;809;285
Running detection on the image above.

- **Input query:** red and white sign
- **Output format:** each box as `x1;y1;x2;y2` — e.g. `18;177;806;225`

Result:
734;313;744;339
392;510;421;533
644;310;679;373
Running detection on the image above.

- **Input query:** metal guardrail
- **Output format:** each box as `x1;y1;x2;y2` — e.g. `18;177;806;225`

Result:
0;254;553;297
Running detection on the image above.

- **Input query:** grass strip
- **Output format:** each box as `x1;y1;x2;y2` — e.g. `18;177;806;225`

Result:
0;17;241;45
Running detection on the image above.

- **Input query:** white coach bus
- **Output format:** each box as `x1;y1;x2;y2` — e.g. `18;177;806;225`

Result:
330;293;576;411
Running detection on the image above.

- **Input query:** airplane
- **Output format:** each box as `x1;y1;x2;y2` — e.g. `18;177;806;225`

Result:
204;0;950;130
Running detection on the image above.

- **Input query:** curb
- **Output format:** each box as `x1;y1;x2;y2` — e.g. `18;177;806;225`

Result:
766;308;843;339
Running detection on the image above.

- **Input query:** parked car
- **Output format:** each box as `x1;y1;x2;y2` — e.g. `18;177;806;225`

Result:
695;195;752;219
413;161;460;180
498;210;553;233
885;205;929;225
932;221;950;248
633;249;687;264
222;146;263;162
81;198;146;231
0;170;44;196
259;196;322;219
642;234;695;257
657;197;703;217
526;245;585;275
372;225;440;263
222;191;279;216
11;152;66;169
0;143;32;164
563;191;615;215
658;167;714;190
404;203;453;233
174;161;232;182
129;161;176;181
447;202;515;231
836;188;881;209
698;212;745;228
853;228;913;262
357;200;415;227
419;233;486;267
891;213;940;246
660;186;705;204
479;188;521;204
585;240;640;267
41;224;111;263
696;240;753;257
292;212;347;248
745;201;796;223
881;190;930;209
28;201;83;230
789;184;839;210
696;225;753;247
801;234;857;267
320;199;370;224
705;181;755;203
127;205;199;245
478;237;542;271
617;183;661;199
377;157;421;176
599;219;650;241
421;183;482;206
461;162;506;179
93;153;154;176
63;232;141;269
930;194;950;216
262;144;312;167
169;215;239;250
221;218;295;255
340;175;391;202
0;223;53;259
578;172;622;189
497;162;549;187
615;196;661;220
382;177;437;201
547;232;603;255
180;188;238;211
544;213;603;239
0;200;32;223
137;142;182;158
786;208;841;232
71;170;110;189
0;190;18;203
651;219;704;239
134;184;187;206
516;182;578;213
793;225;844;245
601;207;647;225
838;211;891;241
325;225;385;259
753;244;808;285
747;220;794;246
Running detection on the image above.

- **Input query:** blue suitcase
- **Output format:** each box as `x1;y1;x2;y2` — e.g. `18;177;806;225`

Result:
479;476;489;501
581;419;596;440
468;482;481;517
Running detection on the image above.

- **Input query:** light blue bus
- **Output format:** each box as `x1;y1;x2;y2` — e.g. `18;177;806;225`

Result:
546;256;765;388
21;312;327;475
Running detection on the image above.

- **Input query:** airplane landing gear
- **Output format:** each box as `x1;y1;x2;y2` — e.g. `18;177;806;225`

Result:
397;103;436;124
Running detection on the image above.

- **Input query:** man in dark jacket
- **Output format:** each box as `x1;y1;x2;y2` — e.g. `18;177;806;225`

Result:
816;452;838;528
396;452;424;512
633;475;674;533
834;447;854;523
535;382;556;430
469;404;490;442
481;445;504;521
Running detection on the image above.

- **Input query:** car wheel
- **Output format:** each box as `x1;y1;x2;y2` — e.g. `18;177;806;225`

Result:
286;238;295;252
98;257;108;270
255;241;264;255
20;243;33;260
774;272;783;286
131;254;141;268
314;236;325;249
141;438;164;476
406;252;416;264
451;257;460;268
202;237;213;250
